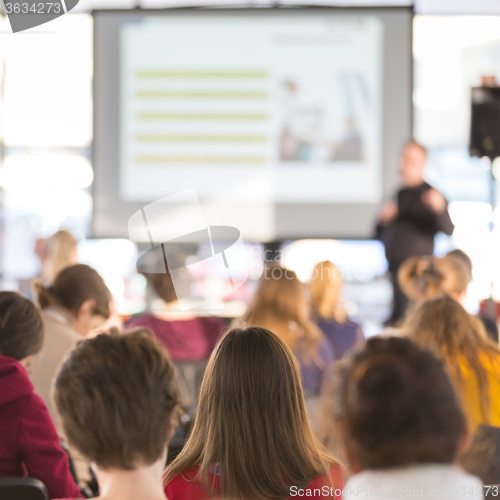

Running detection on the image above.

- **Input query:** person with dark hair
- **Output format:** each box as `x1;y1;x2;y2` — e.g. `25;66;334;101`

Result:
31;264;111;422
30;263;111;488
332;336;481;498
376;141;454;325
0;291;82;499
164;327;343;500
54;328;181;500
125;252;223;362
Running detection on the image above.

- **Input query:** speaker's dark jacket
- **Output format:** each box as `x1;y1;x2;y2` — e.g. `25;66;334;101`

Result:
376;182;454;272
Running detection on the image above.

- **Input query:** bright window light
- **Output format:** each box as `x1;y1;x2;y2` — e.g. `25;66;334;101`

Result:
2;14;92;147
1;155;93;191
448;201;492;227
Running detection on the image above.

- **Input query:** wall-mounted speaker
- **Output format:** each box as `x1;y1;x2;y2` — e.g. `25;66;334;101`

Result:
470;87;500;160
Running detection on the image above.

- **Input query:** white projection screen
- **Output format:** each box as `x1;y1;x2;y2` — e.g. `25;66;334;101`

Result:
92;7;413;242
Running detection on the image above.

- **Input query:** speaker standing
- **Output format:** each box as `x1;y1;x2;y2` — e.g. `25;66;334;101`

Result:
375;142;454;325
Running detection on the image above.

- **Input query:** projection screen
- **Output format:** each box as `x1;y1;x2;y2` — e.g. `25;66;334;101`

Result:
92;7;413;241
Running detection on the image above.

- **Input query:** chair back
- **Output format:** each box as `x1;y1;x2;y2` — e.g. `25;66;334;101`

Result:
0;478;49;500
173;360;207;409
461;424;500;485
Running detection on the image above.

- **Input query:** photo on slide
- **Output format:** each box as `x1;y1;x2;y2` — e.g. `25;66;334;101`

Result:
279;76;367;164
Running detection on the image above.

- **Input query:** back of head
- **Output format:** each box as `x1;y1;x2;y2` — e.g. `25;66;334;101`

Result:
0;291;44;361
243;265;322;354
165;327;335;499
403;296;497;424
398;255;469;302
54;328;180;470
45;230;77;284
403;295;490;357
309;260;347;323
333;336;465;470
141;249;189;304
36;264;111;320
446;249;473;283
246;265;306;321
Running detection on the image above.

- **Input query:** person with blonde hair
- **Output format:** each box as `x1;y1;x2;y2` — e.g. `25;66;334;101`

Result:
398;253;498;341
238;265;334;399
310;260;364;360
19;230;78;300
398;254;469;305
403;296;500;430
164;327;344;500
43;230;78;284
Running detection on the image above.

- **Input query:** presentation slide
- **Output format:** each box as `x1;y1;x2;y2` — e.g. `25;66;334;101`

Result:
119;15;383;204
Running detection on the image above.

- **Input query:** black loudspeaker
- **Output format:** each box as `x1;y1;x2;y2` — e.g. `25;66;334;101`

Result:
470;87;500;159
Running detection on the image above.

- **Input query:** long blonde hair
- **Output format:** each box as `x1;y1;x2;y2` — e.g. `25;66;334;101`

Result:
398;255;469;303
240;265;324;360
164;327;340;499
403;296;500;425
309;261;347;323
44;230;77;284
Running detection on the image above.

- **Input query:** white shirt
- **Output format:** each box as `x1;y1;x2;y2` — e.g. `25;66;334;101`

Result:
344;464;484;499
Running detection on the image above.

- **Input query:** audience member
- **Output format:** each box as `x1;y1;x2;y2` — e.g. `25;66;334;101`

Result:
332;336;482;499
54;329;180;500
446;249;499;343
398;253;499;342
404;296;500;429
164;327;343;500
398;255;469;306
126;251;223;362
310;260;364;360
239;266;333;403
0;291;81;499
43;230;78;285
31;264;111;422
30;264;111;487
19;230;78;300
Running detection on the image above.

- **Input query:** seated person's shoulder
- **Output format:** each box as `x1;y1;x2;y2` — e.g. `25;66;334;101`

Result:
165;466;213;499
306;463;344;493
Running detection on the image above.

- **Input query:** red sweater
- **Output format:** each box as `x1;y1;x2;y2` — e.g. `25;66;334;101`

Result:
125;314;224;361
0;356;82;499
165;464;344;499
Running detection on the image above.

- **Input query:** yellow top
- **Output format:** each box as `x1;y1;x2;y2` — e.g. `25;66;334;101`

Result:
452;351;500;430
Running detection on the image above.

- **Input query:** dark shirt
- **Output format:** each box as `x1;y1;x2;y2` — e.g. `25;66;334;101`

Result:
480;315;499;344
377;182;454;271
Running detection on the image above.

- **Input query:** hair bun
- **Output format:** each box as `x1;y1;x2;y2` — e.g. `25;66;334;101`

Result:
34;281;55;310
350;356;414;429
